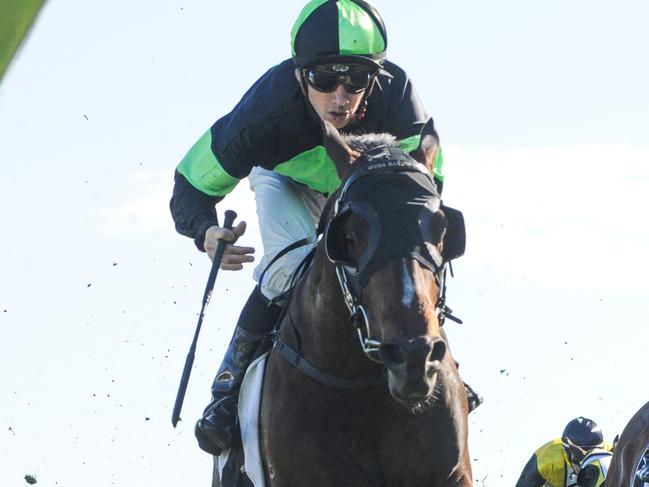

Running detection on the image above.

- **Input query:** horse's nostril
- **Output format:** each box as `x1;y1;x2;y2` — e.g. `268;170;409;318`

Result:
430;340;446;362
379;344;404;365
426;360;441;378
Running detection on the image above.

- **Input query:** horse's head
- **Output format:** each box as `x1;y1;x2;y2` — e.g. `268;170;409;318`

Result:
322;120;466;409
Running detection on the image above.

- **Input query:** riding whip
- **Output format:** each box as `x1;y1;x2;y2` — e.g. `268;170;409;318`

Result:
172;210;237;427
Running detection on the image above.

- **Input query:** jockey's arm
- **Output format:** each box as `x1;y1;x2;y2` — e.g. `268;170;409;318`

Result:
516;454;547;487
170;171;255;268
170;170;221;251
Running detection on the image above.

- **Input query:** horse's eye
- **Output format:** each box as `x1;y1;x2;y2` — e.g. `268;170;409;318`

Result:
343;234;356;248
325;209;371;267
342;215;369;258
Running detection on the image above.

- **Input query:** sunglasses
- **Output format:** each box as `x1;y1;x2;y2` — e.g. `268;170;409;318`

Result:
303;66;376;94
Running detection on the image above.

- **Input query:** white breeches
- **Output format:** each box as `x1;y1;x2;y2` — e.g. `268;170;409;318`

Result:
248;167;327;300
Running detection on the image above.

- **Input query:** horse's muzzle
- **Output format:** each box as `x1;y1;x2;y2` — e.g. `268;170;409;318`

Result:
380;336;446;407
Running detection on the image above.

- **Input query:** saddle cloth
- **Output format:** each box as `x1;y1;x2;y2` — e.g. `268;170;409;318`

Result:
215;352;268;487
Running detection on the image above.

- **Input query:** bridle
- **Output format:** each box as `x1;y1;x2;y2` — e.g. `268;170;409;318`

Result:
324;144;464;363
333;252;457;363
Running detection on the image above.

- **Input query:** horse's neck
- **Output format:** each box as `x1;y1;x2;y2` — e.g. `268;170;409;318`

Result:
288;251;353;348
283;248;376;374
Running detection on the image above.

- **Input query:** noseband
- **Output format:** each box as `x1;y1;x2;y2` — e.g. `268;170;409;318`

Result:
324;144;463;362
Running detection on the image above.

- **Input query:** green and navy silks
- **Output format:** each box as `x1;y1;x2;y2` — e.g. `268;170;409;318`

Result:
171;59;443;249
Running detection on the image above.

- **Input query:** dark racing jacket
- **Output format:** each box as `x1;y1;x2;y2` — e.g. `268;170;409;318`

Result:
170;58;443;250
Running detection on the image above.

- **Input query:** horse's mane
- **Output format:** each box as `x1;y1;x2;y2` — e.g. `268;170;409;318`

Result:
342;132;399;152
316;133;406;235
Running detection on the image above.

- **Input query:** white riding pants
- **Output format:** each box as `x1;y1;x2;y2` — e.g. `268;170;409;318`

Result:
248;167;328;300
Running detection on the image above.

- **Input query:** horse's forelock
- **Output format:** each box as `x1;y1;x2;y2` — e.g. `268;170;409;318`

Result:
342;133;398;153
318;134;398;234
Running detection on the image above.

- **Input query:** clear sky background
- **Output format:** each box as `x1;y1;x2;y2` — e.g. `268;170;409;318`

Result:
1;1;648;486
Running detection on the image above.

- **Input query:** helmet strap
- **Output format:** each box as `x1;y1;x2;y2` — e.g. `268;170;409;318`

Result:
351;74;378;122
296;69;309;97
297;70;324;123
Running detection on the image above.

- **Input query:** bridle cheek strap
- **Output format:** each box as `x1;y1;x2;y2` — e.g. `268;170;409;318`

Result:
334;258;449;364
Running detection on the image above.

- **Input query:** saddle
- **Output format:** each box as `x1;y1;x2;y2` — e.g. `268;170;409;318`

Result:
213;351;269;487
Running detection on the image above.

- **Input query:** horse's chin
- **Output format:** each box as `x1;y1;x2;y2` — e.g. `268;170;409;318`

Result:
387;372;439;411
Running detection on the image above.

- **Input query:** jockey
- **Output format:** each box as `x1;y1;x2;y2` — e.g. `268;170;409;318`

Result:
516;417;612;487
170;0;482;457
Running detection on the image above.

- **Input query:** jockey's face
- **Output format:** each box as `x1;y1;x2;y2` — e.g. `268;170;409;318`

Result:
306;83;365;129
565;444;592;473
300;63;374;129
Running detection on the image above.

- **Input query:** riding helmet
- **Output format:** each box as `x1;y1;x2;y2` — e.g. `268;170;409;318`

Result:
291;0;387;70
562;417;604;447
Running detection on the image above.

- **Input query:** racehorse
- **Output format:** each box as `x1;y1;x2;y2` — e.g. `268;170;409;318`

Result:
607;401;649;486
257;120;473;486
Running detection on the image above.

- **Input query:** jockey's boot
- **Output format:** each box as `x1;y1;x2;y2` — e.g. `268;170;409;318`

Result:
195;286;282;456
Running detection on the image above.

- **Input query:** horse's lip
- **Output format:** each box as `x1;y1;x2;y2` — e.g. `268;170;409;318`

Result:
388;381;435;408
396;393;434;410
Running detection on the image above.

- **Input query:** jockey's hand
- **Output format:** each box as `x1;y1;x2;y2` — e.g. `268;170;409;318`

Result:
204;222;255;270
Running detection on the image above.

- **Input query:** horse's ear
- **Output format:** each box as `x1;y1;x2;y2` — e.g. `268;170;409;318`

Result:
322;120;359;181
409;118;439;173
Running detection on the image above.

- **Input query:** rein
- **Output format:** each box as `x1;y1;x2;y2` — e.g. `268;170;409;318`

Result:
273;334;386;389
268;241;388;389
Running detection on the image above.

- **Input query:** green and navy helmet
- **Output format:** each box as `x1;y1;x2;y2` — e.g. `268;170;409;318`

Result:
291;0;388;70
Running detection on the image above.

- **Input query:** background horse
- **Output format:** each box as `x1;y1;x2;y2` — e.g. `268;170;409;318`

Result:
258;121;472;486
607;401;649;486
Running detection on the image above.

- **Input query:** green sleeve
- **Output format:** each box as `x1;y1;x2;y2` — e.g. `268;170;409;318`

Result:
176;129;240;197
